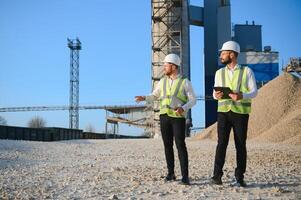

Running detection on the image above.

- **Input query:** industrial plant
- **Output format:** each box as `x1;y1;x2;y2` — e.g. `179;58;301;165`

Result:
1;1;301;199
0;0;299;138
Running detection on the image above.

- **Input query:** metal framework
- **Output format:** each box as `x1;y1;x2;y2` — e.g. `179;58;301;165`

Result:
0;96;211;113
152;0;182;83
105;105;152;137
0;104;150;135
0;105;147;113
150;0;189;137
67;38;81;129
284;57;301;73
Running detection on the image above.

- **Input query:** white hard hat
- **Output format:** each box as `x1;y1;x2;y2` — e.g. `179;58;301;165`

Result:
163;54;181;66
219;41;240;53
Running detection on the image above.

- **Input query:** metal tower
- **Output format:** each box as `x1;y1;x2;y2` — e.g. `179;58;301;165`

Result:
151;0;190;137
67;38;81;129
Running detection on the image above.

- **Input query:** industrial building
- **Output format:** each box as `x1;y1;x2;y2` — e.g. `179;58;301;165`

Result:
148;0;279;137
234;22;279;88
0;0;281;138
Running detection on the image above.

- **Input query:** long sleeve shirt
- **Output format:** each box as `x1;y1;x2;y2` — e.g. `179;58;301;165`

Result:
213;64;258;100
145;75;197;112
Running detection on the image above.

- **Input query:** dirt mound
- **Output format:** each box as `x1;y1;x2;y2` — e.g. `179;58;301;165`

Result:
195;73;301;145
248;73;301;139
196;123;217;140
253;109;301;143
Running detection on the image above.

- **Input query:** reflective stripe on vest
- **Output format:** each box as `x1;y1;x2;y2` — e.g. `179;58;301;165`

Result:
159;76;188;118
217;66;252;114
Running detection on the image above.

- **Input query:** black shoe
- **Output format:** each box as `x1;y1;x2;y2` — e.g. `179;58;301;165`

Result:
210;176;222;185
180;176;190;185
164;173;176;181
235;179;247;187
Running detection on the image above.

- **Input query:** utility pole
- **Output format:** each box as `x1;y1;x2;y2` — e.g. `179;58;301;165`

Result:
67;38;81;129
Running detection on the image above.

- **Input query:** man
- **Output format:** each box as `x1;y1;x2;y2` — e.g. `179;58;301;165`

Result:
211;41;258;187
135;53;196;185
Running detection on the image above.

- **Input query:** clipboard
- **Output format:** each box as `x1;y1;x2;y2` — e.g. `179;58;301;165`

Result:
213;87;233;99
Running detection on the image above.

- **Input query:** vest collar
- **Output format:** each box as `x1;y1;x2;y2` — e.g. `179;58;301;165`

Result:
226;64;241;71
166;74;182;80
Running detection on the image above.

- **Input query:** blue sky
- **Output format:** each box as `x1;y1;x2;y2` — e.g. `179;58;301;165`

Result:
1;0;300;135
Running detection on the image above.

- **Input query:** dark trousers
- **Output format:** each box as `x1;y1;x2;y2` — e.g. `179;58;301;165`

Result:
213;111;249;181
160;114;188;177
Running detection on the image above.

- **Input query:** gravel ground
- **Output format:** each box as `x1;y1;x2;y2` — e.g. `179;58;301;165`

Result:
1;138;301;199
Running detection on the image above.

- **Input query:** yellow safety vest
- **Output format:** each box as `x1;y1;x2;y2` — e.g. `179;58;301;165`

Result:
159;76;188;118
216;65;252;114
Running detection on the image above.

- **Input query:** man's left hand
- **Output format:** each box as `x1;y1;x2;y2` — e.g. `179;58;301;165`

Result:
229;92;243;101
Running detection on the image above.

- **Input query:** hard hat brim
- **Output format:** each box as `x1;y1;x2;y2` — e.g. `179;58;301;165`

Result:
219;48;239;53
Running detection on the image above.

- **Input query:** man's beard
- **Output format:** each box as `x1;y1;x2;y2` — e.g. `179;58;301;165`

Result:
221;57;232;65
165;71;172;76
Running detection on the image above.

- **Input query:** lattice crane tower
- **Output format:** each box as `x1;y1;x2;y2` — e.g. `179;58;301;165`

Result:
151;0;190;137
67;38;81;129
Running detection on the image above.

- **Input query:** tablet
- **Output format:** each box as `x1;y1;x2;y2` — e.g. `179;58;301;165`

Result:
213;87;232;99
